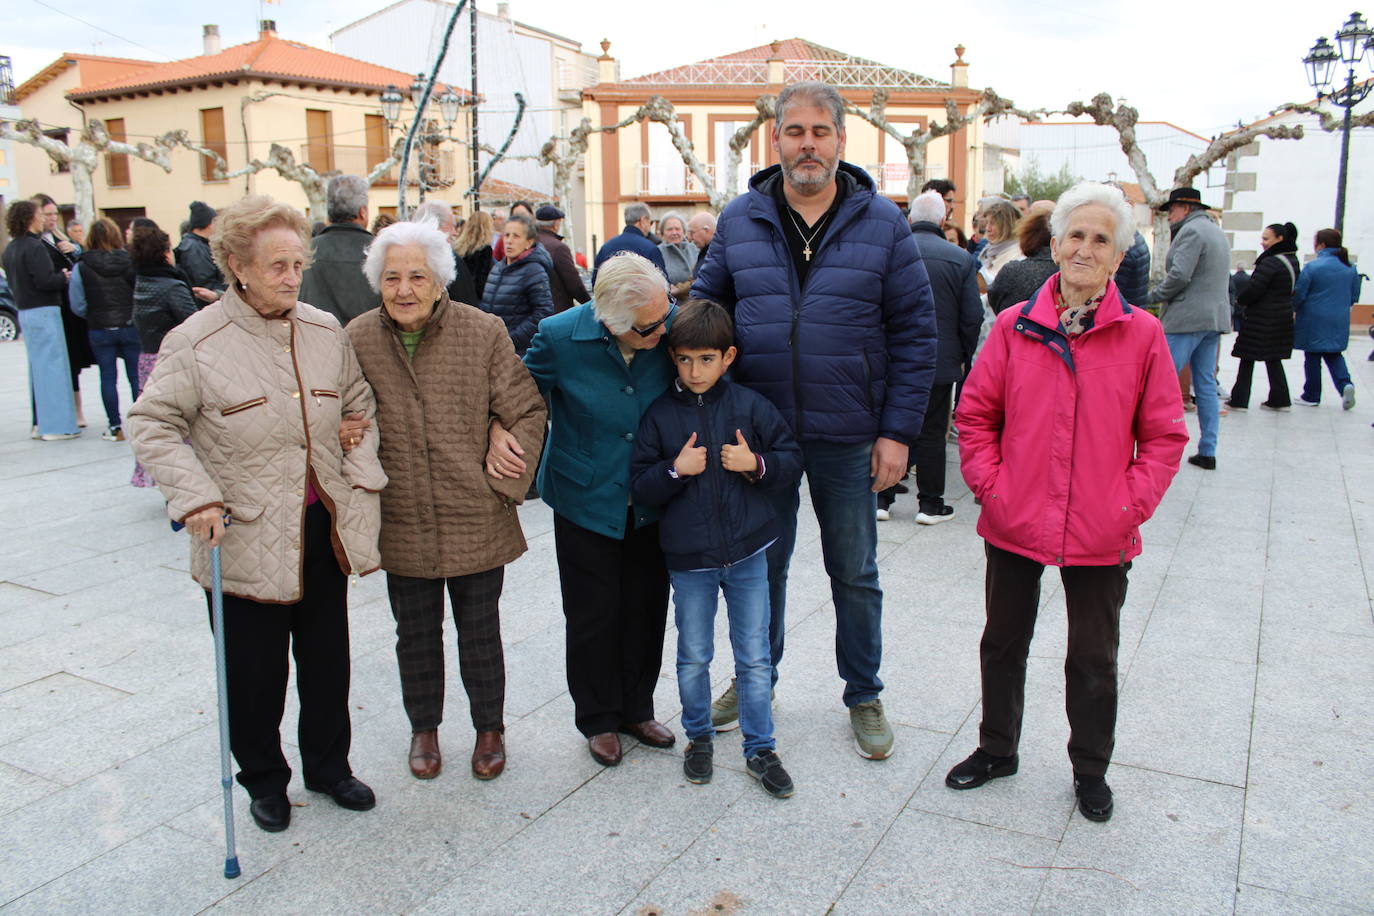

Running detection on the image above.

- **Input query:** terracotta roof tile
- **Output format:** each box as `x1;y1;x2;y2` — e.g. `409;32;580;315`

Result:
15;53;158;102
69;35;460;99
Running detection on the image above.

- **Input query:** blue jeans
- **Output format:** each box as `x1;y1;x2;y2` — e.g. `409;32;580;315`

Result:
672;550;773;758
1301;352;1352;403
765;440;884;707
88;326;142;428
22;306;78;436
1166;331;1220;457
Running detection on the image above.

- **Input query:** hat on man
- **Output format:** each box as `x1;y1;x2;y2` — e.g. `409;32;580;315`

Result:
188;201;217;230
535;204;565;221
1157;187;1213;211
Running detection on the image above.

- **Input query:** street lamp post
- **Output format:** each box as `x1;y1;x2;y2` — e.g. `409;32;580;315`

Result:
1303;11;1374;233
378;79;468;208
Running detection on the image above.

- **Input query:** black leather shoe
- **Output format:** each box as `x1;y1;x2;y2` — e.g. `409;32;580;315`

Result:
1187;454;1216;470
304;776;376;811
1074;774;1113;821
945;748;1019;789
249;794;291;832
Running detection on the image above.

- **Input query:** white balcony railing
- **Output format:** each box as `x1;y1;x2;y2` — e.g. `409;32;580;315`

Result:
631;57;946;90
637;161;763;196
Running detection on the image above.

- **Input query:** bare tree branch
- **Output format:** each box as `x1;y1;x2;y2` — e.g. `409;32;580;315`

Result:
1269;101;1374;132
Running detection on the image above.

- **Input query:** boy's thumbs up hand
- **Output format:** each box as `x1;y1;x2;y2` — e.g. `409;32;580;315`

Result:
721;428;757;474
674;431;707;477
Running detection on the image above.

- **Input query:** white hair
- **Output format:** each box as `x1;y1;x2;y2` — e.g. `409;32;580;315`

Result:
411;200;455;228
908;190;947;226
363;219;456;292
1050;182;1136;253
593;253;668;334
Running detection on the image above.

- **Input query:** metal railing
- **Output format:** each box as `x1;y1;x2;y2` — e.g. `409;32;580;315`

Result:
862;162;945;196
632;59;769;85
637;161;762;196
0;56;15;106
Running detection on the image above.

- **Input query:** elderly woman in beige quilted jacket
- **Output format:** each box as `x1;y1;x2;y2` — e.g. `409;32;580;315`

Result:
127;195;386;835
342;218;545;784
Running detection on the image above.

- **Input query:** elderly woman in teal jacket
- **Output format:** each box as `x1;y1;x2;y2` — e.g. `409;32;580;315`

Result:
487;252;677;767
1293;228;1363;410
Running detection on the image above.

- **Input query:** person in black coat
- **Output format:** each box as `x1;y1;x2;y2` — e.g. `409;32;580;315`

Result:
68;218;140;439
1227;222;1299;411
987;209;1058;315
479;215;554;355
878;191;983;523
592;203;666;285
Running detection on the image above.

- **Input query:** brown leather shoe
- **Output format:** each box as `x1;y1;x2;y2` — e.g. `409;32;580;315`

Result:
471;730;506;780
409;729;441;779
587;732;622;766
619;720;676;748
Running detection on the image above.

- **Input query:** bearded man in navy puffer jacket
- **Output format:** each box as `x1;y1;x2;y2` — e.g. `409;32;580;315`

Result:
691;81;936;761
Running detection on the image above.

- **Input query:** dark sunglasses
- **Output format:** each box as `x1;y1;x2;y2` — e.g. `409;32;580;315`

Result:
631;299;677;337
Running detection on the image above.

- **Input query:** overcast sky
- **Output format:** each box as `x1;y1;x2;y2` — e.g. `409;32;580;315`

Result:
6;0;1358;136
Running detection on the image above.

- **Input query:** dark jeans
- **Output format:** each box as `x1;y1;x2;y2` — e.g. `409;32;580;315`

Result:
206;502;353;799
978;542;1129;778
87;326;141;428
766;440;883;706
553;510;669;737
1229;358;1290;409
386;567;506;733
879;382;953;513
1301;351;1352;403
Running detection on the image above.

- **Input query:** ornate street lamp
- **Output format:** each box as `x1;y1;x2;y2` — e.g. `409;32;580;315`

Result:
1304;12;1374;232
380;84;404;126
436;85;463;132
410;73;427;112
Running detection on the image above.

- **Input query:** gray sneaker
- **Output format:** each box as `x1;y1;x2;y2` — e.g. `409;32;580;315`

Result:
1341;384;1356;411
710;679;740;731
849;699;894;760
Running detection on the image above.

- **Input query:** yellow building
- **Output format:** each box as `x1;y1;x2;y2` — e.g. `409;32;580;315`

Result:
12;23;471;231
579;39;988;251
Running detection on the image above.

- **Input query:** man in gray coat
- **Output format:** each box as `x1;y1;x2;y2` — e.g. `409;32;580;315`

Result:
300;176;377;325
1147;187;1231;470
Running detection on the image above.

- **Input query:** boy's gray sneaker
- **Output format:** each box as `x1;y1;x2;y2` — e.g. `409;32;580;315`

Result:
710;679;740;731
746;750;794;798
683;737;713;784
849;699;894;760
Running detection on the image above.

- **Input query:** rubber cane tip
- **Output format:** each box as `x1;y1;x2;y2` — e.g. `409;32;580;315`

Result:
224;857;241;879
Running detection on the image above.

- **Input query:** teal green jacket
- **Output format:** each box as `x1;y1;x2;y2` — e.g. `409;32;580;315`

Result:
523;301;674;538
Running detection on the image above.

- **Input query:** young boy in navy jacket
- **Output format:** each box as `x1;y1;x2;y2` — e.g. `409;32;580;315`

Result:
630;300;802;797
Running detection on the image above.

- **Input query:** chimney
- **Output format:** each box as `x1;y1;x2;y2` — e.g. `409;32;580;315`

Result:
203;24;221;56
766;40;785;85
950;44;968;89
496;2;511;19
597;39;618;84
259;20;278;39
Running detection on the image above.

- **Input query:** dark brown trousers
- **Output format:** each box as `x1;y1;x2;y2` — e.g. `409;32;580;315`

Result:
979;542;1130;778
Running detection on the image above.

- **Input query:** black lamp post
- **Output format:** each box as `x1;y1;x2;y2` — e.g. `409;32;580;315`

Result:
1303;11;1373;233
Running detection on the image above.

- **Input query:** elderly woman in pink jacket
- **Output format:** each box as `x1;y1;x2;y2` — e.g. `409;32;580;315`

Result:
944;183;1188;824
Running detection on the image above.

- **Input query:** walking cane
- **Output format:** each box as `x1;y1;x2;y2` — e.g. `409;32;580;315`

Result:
210;545;242;879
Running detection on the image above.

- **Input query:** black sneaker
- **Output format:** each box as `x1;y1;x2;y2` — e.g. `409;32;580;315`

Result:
945;748;1019;789
1074;773;1114;822
683;737;713;784
746;750;794;798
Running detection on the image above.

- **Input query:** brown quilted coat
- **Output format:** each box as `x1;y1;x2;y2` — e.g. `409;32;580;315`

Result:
348;294;546;578
127;287;387;603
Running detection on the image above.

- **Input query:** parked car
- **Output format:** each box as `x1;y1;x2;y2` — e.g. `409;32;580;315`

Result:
0;271;19;341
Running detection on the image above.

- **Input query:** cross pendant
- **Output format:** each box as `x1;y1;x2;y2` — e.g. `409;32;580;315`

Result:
803;245;812;262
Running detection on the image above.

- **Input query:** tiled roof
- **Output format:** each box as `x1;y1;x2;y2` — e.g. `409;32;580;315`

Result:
624;38;946;89
14;53;158;102
68;33;462;99
476;175;548;205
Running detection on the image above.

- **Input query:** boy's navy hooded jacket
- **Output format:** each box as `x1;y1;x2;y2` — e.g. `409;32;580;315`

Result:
631;377;802;571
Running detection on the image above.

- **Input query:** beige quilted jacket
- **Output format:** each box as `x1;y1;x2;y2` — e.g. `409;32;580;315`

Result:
127;287;387;603
348;295;546;578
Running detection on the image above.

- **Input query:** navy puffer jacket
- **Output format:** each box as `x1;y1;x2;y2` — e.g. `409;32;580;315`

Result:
631;378;802;571
691;163;936;445
480;245;555;355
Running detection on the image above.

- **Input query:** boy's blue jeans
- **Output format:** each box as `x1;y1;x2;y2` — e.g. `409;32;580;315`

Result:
672;550;774;759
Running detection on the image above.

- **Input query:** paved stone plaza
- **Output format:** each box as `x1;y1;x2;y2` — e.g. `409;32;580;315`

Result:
0;336;1371;915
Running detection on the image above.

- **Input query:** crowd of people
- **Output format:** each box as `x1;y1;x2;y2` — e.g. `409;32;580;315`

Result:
1;78;1366;836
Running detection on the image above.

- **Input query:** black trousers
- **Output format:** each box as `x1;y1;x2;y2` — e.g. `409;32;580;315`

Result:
386;567;506;733
879;381;953;512
553;510;669;737
1229;358;1291;408
979;542;1130;778
207;501;352;799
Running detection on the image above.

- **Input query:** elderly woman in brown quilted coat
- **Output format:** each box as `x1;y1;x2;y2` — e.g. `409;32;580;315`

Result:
127;196;386;835
342;218;545;783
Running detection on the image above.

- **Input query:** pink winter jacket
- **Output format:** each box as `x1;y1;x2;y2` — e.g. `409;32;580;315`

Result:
956;276;1187;567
